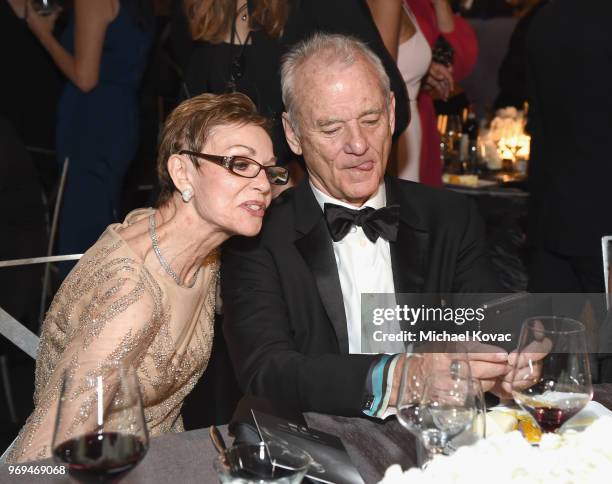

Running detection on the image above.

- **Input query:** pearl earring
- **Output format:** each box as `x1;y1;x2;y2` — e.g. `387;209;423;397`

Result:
181;187;193;203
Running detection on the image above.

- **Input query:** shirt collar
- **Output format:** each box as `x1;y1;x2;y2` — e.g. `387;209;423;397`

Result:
310;181;387;212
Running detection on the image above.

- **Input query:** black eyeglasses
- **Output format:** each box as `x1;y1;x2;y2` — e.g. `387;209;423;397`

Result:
179;150;289;185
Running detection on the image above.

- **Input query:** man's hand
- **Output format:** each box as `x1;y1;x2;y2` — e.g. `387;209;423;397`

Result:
390;345;511;407
465;343;510;395
499;336;553;396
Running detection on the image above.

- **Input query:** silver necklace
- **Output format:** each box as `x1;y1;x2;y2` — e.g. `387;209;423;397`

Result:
149;214;199;288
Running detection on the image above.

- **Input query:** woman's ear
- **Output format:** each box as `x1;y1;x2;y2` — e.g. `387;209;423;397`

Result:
167;154;192;193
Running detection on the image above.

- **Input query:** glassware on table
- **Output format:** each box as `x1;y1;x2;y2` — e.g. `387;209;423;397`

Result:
511;317;593;434
31;0;61;16
397;354;427;436
52;364;149;483
439;115;463;171
448;376;486;449
417;372;478;465
396;349;472;436
214;441;312;484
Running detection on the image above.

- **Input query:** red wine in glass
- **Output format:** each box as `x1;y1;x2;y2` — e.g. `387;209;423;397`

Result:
54;432;146;483
515;392;591;433
511;317;593;434
52;365;149;483
529;406;583;433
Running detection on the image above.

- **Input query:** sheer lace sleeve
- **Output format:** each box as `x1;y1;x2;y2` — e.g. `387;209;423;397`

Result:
6;248;166;463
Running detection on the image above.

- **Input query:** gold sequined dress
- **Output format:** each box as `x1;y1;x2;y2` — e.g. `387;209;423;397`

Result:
6;208;219;463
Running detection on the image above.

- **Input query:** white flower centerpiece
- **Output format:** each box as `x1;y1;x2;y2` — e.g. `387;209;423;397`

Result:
379;416;612;484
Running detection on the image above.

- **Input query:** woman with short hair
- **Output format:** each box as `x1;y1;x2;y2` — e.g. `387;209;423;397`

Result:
6;92;289;463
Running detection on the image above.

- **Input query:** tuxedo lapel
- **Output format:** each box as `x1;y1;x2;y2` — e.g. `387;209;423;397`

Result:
385;177;430;294
293;180;349;353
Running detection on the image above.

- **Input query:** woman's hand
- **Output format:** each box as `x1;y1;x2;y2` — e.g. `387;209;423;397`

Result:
422;62;454;101
25;1;60;41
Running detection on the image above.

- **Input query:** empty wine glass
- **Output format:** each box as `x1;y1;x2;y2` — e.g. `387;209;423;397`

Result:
417;372;478;466
52;364;149;483
397;354;426;436
396;349;472;436
214;441;312;484
511;317;593;434
447;376;486;450
442;115;463;169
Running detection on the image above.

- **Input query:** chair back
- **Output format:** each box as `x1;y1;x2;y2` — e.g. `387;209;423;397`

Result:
0;307;39;360
0;254;82;356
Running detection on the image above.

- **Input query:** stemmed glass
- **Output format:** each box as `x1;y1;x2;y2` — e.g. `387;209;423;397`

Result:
52;364;149;483
439;115;463;170
31;0;62;16
396;354;427;436
417;372;479;464
511;317;593;434
396;351;471;435
396;349;485;465
447;377;486;448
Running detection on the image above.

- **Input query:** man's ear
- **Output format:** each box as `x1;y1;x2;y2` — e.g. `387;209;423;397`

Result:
282;112;303;156
167;154;192;193
388;92;396;135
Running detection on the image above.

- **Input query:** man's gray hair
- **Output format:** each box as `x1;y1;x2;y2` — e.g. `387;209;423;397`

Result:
280;32;392;132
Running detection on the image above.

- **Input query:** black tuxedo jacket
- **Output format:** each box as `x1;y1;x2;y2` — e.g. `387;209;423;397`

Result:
221;176;499;416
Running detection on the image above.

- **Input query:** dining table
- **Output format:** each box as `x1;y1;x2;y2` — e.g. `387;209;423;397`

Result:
1;384;612;484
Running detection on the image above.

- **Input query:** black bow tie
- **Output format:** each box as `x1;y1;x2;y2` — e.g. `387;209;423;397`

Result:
323;203;400;243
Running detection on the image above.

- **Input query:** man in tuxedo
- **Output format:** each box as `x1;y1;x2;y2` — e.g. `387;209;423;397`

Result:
222;33;509;417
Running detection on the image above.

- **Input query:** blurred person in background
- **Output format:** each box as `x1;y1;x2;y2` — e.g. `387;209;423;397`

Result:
526;0;612;384
176;0;409;191
493;0;546;110
0;0;61;330
0;118;46;335
459;0;513;18
0;0;61;179
181;0;291;178
25;0;154;278
6;92;287;463
526;0;612;294
367;0;477;185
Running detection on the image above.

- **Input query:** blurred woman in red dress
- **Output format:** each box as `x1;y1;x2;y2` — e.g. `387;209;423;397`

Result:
368;0;478;186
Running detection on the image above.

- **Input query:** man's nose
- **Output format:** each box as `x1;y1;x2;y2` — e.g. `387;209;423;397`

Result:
344;122;368;156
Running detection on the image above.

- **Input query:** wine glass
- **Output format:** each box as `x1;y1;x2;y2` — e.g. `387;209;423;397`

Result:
511;317;593;434
440;115;463;170
31;0;61;16
52;364;149;483
447;376;486;449
396;349;472;436
214;441;312;484
396;354;427;436
417;372;478;465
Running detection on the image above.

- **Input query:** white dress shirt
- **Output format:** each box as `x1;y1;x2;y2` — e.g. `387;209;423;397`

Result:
311;182;404;354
